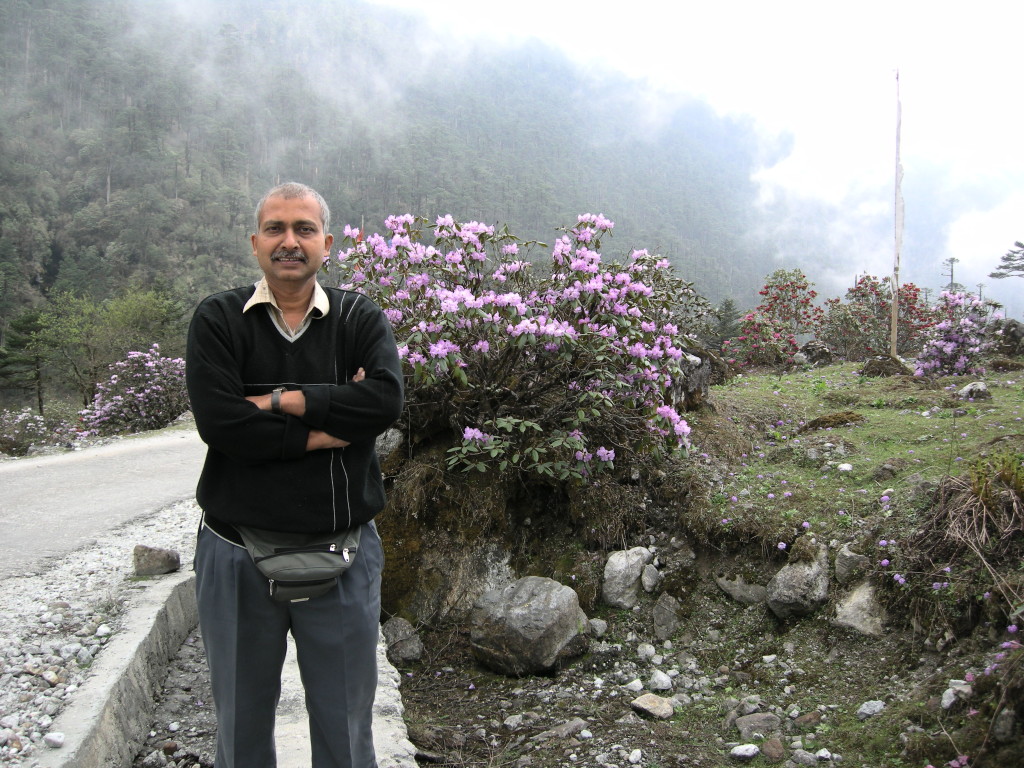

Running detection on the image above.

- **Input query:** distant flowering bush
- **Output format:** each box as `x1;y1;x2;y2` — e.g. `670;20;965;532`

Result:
79;344;188;435
817;275;936;360
723;269;823;366
332;214;712;482
0;407;82;457
914;292;994;377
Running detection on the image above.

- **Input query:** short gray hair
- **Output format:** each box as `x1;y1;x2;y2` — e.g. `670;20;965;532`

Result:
254;182;330;234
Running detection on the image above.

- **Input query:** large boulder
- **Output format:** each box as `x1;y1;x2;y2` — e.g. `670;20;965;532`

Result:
602;547;655;609
470;576;589;676
766;541;830;620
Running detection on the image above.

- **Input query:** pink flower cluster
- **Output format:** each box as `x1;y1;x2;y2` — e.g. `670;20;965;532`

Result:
331;213;700;480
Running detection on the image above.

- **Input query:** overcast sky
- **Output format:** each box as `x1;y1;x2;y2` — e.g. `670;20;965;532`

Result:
369;0;1023;314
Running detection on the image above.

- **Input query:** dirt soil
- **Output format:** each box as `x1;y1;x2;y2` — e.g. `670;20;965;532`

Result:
133;628;217;768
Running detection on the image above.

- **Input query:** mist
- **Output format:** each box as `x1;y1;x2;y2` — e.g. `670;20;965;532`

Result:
1;0;1019;322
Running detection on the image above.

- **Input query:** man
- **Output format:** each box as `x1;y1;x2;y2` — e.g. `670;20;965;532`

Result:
186;182;404;767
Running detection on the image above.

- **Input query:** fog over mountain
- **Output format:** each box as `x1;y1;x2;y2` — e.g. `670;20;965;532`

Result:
0;0;1019;324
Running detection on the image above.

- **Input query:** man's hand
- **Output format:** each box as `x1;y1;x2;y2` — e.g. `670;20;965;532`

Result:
306;430;350;451
245;368;366;415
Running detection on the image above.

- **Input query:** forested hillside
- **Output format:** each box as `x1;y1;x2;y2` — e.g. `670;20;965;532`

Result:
0;0;774;322
0;0;797;412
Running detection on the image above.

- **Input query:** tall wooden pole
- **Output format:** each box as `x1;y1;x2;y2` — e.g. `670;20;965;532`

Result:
890;71;904;358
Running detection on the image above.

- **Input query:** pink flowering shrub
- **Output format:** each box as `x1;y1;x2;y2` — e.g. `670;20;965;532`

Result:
914;292;994;377
79;344;188;435
0;407;82;456
333;214;712;482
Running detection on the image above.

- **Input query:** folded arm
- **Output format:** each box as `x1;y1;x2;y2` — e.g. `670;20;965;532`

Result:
245;369;366;451
186;293;404;464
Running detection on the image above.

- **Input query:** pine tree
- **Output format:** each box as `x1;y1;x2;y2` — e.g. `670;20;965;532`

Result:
989;241;1024;280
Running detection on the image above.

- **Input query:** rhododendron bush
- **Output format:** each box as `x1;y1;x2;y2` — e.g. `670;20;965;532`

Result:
914;292;994;377
722;269;823;366
80;344;188;435
817;275;937;361
332;214;713;482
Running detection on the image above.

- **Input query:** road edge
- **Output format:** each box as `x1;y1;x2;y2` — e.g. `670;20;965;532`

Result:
33;570;198;768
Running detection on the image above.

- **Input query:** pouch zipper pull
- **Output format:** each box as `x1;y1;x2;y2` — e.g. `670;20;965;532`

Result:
342;548;351;563
329;543;337;552
269;579;275;597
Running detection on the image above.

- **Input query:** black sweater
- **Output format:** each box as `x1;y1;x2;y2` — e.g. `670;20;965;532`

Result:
186;285;404;534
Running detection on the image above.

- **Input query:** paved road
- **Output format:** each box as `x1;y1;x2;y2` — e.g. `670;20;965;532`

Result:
0;428;205;580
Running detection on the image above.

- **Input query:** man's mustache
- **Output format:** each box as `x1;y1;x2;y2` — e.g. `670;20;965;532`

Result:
271;248;307;262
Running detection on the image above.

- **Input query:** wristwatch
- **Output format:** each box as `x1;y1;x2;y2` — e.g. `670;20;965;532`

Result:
271;387;286;414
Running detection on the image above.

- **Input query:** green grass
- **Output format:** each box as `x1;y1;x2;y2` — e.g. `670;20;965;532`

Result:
671;362;1024;767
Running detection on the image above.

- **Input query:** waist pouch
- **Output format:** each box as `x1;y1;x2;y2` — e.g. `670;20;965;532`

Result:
236;524;362;602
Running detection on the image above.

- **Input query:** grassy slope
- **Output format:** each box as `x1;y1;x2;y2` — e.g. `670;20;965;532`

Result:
672;363;1024;767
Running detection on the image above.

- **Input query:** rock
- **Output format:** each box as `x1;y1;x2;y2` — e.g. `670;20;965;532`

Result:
738;695;762;715
470;576;588;676
761;737;786;762
630;693;675;719
641;563;662;593
766;542;829;620
958;381;991;400
856;700;885;720
531;717;588;741
629;748;643;764
993;706;1017;743
790;749;819;765
941;680;972;709
993;318;1024;355
714;572;768;605
799;340;832;366
649;670;673;691
602;547;654;609
734;712;781;741
834;543;869;586
588;618;608;637
652;592;681;641
730;744;760;761
375;428;403;460
833;581;886;636
43;731;65;749
381;616;423;663
133;545;180;576
794;710;822;729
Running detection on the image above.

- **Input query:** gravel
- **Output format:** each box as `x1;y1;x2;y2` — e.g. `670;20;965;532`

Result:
0;499;198;767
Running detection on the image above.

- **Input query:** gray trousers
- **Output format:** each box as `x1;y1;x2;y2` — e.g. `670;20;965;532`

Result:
194;521;383;768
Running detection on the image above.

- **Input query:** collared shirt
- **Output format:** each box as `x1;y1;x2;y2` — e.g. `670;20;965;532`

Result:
242;277;330;340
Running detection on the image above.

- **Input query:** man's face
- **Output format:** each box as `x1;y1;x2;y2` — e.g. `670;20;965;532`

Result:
251;194;334;290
